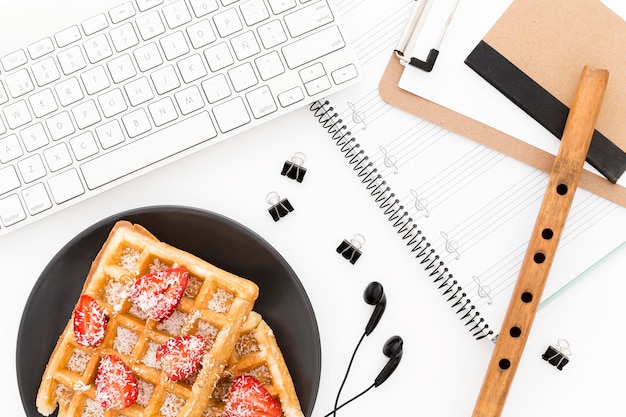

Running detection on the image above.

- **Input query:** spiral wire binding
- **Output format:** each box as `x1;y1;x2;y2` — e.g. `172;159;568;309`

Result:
310;100;493;341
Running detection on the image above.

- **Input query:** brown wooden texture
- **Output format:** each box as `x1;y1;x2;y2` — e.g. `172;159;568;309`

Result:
471;66;609;417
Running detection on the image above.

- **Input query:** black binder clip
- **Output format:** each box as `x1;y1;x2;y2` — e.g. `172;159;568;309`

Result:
336;234;366;264
266;191;294;222
542;339;571;370
281;152;307;182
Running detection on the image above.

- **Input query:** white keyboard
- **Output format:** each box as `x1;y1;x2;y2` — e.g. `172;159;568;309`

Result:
0;0;360;236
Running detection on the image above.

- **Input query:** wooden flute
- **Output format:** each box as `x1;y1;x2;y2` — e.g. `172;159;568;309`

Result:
471;65;609;417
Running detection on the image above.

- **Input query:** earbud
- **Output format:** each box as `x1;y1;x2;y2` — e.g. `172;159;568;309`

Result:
374;335;403;387
363;281;386;336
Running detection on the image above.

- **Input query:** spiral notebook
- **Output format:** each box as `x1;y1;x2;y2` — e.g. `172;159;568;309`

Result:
313;0;626;341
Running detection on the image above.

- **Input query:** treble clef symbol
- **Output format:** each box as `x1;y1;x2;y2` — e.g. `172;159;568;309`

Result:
410;189;429;217
379;146;399;174
473;276;493;305
347;101;367;130
440;231;461;260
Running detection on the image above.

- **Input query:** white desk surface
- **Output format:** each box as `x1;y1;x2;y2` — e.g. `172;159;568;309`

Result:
2;1;626;416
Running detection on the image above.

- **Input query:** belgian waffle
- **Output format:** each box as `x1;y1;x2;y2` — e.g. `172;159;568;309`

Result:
36;220;260;417
206;311;304;417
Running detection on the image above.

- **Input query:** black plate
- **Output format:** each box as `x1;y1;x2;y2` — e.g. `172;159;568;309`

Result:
16;206;320;416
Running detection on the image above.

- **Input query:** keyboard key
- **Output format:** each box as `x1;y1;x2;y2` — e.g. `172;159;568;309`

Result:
95;120;126;149
55;77;84;106
81;65;111;94
303;74;331;95
58;45;87;75
0;82;8;104
1;49;28;71
122;108;152;137
18;154;47;183
213;97;250;132
72;100;101;129
240;0;270;25
284;0;334;37
148;97;178;126
46;111;75;140
189;0;219;17
27;38;55;60
54;26;82;48
255;51;285;80
31;57;61;87
277;86;304;107
124;77;154;106
98;88;128;117
0;194;26;226
178;54;207;83
133;42;164;71
136;11;166;40
151;65;181;94
174;85;205;114
258;20;287;49
5;68;35;98
0;166;21;194
162;0;193;28
282;25;345;69
20;123;50;152
160;31;190;60
43;143;73;172
186;20;216;48
213;8;243;37
202;73;231;103
109;23;140;52
22;182;52;215
228;62;258;92
81;111;216;189
204;43;234;71
109;2;137;23
231;31;261;60
69;132;99;160
266;0;296;14
107;54;137;83
3;100;32;129
83;34;113;64
246;85;277;118
29;89;58;118
81;13;109;35
0;135;24;163
332;63;359;84
48;168;85;204
136;0;164;12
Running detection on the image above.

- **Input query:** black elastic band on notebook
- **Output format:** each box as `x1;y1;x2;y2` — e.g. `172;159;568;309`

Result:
464;40;626;184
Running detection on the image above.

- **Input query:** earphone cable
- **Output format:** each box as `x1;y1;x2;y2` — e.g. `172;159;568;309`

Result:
324;383;376;417
332;331;367;417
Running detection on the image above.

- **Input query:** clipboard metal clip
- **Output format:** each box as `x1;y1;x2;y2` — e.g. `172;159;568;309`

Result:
395;0;460;72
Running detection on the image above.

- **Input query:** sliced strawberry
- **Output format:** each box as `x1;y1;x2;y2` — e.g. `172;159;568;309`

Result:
156;335;206;381
129;267;189;322
95;354;138;410
223;375;282;417
73;294;107;347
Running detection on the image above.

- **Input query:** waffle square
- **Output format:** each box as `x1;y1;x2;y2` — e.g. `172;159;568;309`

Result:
37;221;259;417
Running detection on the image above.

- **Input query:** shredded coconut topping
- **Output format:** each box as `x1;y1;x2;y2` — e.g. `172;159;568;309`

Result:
235;333;259;357
73;380;91;392
82;398;104;417
207;288;233;313
156;310;188;336
142;342;161;369
136;379;154;407
159;393;185;417
195;321;219;348
114;327;139;355
246;365;271;384
119;247;140;271
105;279;129;311
149;258;170;273
67;349;91;373
184;275;203;299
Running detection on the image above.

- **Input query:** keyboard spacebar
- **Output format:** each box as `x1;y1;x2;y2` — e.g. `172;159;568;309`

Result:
81;112;217;190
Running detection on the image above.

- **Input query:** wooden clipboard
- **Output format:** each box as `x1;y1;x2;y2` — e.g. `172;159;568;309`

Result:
379;54;626;209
